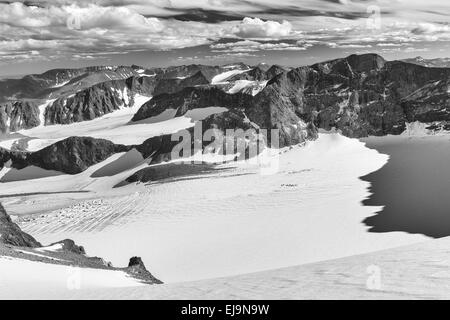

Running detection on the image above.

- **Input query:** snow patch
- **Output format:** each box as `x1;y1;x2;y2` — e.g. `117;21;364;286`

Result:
211;69;249;84
35;243;64;252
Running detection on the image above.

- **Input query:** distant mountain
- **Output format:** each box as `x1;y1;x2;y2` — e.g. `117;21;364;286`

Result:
0;65;143;103
1;53;450;176
0;62;253;131
134;53;450;140
402;56;450;68
153;71;210;96
0;203;40;247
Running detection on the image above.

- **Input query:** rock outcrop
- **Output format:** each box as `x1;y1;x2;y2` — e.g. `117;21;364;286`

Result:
153;71;210;96
0;136;130;174
121;163;229;185
133;80;318;148
126;257;162;284
1;54;449;175
50;239;86;255
401;78;450;124
0;101;41;133
402;56;450;68
26;136;129;174
0;203;41;248
45;80;134;125
132;86;252;122
0;203;162;284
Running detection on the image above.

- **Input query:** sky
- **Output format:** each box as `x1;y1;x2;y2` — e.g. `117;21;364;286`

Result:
0;0;449;76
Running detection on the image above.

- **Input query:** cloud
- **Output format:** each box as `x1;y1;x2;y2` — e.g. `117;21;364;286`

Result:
232;17;292;39
411;23;449;35
211;39;307;53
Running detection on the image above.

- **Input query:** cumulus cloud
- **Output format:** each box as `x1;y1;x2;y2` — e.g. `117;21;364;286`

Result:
411;23;449;35
0;2;226;63
232;17;292;39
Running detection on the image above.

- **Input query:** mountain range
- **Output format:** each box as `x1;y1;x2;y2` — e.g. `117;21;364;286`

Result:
0;53;449;179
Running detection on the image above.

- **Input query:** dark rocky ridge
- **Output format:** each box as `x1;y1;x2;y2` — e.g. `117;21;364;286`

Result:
132;86;252;122
43;72;174;126
133;84;317;148
0;202;162;284
159;63;249;82
45;80;135;125
0;136;129;174
126;257;163;284
0;65;147;103
0;63;250;131
121;163;231;185
0;101;41;133
229;64;285;82
402;56;450;68
27;137;129;174
252;53;450;138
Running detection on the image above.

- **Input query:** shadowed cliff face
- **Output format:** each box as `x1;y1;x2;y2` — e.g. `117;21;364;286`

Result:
0;203;41;247
0;101;41;133
361;136;450;238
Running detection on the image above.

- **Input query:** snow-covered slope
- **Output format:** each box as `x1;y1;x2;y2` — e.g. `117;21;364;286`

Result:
0;97;228;152
4;235;448;299
211;69;250;84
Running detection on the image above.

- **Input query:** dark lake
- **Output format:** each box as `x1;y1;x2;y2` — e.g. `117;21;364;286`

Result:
361;135;450;238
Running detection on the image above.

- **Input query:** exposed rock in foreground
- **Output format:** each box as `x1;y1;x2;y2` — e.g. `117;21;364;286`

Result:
0;136;130;174
126;257;163;284
0;203;162;284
